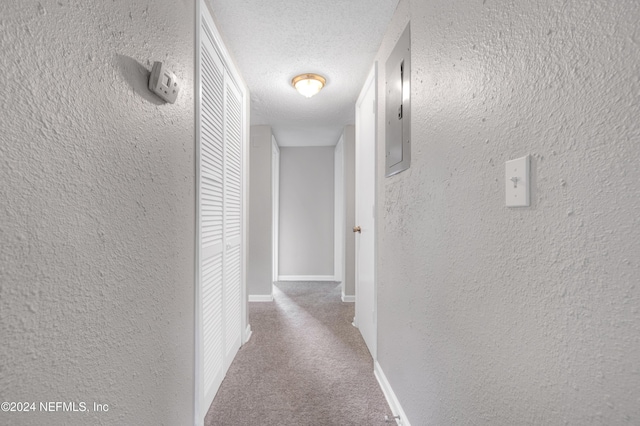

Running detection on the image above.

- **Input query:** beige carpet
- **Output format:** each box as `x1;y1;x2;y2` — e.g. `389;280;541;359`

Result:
205;281;394;426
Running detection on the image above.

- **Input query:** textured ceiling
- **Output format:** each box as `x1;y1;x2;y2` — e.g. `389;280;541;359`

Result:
207;0;399;147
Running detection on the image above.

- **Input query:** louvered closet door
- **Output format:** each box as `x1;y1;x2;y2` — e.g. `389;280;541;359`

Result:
223;80;242;365
200;23;226;401
198;3;245;416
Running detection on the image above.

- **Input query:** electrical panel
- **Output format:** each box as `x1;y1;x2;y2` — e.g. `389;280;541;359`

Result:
385;23;411;177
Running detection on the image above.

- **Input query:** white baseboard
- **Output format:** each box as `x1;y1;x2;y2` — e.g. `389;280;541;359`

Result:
278;275;336;282
341;292;355;303
244;324;252;344
248;294;273;302
374;361;411;426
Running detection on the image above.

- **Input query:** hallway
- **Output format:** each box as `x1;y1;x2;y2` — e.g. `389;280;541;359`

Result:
3;1;640;424
205;282;393;426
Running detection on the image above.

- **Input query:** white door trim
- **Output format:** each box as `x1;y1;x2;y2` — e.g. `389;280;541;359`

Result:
334;135;346;286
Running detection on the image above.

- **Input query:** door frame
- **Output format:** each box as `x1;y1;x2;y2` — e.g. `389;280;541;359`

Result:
354;64;378;359
334;135;345;287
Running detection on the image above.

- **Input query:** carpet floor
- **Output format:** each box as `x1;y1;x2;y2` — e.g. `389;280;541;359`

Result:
204;281;394;426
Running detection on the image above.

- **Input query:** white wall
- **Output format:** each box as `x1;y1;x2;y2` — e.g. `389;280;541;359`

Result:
0;1;195;425
279;147;335;278
375;0;640;424
248;125;273;297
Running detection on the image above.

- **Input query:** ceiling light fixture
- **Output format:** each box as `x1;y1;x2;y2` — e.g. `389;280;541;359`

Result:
291;73;326;98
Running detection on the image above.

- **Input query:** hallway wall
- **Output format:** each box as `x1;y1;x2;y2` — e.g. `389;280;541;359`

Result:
1;1;195;425
248;125;274;297
374;0;640;424
279;147;335;278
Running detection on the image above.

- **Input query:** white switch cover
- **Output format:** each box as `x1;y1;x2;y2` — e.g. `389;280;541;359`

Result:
505;155;530;207
149;61;180;104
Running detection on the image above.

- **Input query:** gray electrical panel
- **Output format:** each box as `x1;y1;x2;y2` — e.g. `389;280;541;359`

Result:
385;23;411;177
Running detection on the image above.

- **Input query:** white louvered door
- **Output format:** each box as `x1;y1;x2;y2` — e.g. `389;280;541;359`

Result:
198;3;245;420
223;81;242;365
200;26;226;404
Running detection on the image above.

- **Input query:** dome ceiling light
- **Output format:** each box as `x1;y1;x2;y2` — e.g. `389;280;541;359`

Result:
291;73;326;98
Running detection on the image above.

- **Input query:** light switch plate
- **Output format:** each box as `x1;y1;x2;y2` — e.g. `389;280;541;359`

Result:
505;155;530;207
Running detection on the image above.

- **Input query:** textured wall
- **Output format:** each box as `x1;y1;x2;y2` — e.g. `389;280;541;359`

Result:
248;125;273;296
279;147;335;277
0;1;195;425
375;0;640;424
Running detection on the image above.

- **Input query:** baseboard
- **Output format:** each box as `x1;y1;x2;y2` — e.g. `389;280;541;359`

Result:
244;324;252;344
341;292;355;303
248;294;274;302
374;361;411;426
278;275;336;282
